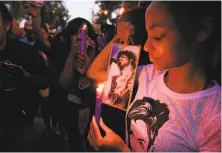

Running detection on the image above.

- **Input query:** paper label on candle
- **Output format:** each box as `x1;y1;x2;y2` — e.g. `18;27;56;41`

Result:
102;43;141;111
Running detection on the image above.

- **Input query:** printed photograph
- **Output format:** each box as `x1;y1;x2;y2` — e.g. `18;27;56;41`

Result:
102;43;141;111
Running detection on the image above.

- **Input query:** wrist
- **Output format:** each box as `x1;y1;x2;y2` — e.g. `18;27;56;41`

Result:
112;35;121;43
118;141;131;152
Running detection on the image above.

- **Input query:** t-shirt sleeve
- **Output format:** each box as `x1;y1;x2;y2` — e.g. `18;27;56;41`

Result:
198;114;221;152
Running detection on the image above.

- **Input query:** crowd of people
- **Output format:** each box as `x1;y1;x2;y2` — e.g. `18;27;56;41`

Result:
0;1;221;152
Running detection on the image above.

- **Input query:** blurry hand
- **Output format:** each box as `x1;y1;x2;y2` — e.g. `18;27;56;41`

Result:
87;116;130;152
74;37;96;75
86;37;96;54
5;62;32;80
27;2;41;17
70;38;85;75
116;22;134;45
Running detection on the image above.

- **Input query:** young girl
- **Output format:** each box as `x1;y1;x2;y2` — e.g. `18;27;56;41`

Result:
87;1;221;152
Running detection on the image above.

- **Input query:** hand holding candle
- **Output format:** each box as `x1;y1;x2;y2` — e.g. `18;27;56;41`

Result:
95;83;105;124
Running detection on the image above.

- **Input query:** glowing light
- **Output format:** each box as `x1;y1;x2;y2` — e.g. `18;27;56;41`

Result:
104;10;108;15
82;24;87;30
119;7;125;15
96;83;104;94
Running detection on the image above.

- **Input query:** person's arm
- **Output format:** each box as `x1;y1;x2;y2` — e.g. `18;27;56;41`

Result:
22;45;49;90
87;22;134;82
28;3;51;52
59;39;78;89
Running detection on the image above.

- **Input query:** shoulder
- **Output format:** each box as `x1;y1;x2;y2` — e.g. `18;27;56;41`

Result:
137;64;166;83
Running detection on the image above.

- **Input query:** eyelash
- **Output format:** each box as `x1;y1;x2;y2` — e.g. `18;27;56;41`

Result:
154;34;165;41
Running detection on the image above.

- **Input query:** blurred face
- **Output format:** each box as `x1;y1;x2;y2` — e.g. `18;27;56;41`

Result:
119;54;130;67
143;2;194;70
40;27;49;40
11;18;22;38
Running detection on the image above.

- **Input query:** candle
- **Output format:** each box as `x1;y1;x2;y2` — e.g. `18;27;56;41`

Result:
80;24;87;53
95;83;104;124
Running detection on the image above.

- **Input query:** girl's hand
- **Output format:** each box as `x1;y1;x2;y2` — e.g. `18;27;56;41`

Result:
116;22;134;45
27;2;41;17
87;116;130;152
70;38;86;75
75;37;96;75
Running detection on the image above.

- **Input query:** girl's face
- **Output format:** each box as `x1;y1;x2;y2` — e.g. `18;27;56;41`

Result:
143;1;195;70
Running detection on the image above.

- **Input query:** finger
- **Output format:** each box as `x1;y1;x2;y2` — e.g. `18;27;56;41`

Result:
76;59;84;65
86;38;95;45
73;36;77;41
89;119;99;145
87;38;96;45
88;122;97;148
75;64;82;69
77;54;85;61
87;42;96;48
99;117;112;133
92;116;102;139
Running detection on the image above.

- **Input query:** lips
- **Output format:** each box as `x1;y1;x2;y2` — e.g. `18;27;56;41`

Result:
149;56;159;62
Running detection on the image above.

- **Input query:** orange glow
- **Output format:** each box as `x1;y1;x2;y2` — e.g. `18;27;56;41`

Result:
119;7;125;15
96;83;104;94
82;24;87;30
104;10;108;15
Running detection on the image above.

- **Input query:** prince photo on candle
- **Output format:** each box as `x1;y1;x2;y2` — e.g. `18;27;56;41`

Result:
103;47;138;110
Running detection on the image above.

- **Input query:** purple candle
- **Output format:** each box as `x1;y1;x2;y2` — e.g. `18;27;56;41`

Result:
80;24;87;53
95;83;104;124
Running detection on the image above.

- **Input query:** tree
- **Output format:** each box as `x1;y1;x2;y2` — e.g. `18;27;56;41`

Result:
41;1;70;28
93;1;143;25
93;1;123;25
2;1;25;19
2;1;70;29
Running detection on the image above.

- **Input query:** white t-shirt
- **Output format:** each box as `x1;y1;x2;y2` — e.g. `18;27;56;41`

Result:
126;64;221;152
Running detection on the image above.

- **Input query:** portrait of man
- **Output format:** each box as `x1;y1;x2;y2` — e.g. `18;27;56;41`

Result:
127;97;170;151
102;44;140;110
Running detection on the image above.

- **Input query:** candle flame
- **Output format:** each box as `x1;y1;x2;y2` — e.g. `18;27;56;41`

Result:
119;7;125;15
82;24;87;30
96;83;104;93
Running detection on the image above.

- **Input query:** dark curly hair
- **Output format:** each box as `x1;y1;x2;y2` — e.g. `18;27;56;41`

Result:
117;50;137;69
